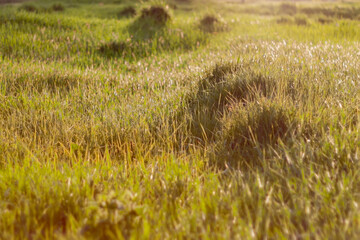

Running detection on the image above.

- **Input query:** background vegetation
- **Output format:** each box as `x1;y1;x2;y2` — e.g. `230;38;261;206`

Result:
1;0;360;239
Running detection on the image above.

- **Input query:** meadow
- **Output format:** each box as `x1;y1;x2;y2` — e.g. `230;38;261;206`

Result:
0;0;360;239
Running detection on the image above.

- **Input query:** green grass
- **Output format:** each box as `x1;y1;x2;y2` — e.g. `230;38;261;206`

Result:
1;0;360;239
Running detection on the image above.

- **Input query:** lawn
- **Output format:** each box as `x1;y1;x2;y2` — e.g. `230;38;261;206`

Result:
0;0;360;239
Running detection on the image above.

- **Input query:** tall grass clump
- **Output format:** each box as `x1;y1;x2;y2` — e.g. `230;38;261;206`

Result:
98;5;207;60
199;15;227;33
18;3;64;14
184;62;277;145
140;5;171;25
98;26;207;60
216;99;295;168
51;3;65;12
98;41;129;57
18;4;38;13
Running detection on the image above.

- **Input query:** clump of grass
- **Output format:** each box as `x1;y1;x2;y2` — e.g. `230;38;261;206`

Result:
117;6;136;18
183;61;299;168
200;15;218;27
185;63;240;142
225;102;292;146
80;207;139;239
217;100;294;167
279;2;297;15
98;41;128;56
185;62;276;144
19;4;38;13
51;3;65;12
294;15;308;26
100;23;207;60
18;3;60;14
128;6;170;40
140;6;171;25
199;15;227;33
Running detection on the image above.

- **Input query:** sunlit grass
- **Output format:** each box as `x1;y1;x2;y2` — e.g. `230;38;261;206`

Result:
1;0;360;239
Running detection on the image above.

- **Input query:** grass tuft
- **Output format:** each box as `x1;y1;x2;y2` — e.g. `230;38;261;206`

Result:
19;4;38;13
199;15;227;33
51;3;65;12
185;62;276;144
140;6;171;25
98;41;128;55
217;100;295;167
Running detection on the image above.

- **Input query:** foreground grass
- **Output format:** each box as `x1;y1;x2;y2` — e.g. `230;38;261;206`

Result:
2;153;360;239
1;0;360;239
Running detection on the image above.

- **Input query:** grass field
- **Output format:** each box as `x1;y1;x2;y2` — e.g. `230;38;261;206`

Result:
1;0;360;239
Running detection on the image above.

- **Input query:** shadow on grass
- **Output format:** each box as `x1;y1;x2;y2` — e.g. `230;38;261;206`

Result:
117;6;136;19
97;6;207;61
98;6;171;60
